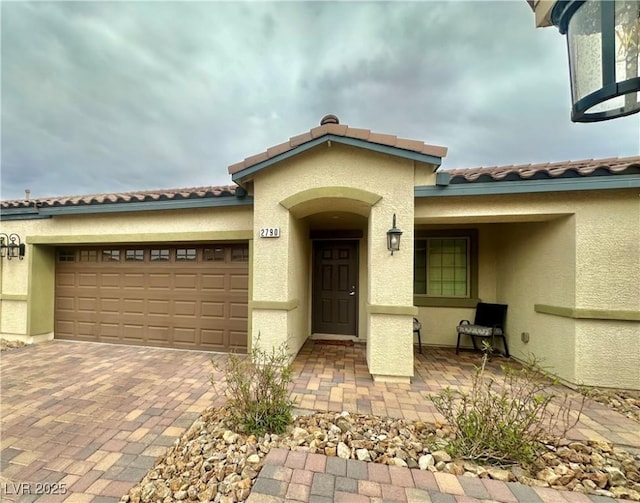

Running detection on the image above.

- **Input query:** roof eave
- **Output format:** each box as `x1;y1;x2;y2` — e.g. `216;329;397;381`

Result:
231;134;444;183
415;173;640;197
0;208;51;221
0;195;254;220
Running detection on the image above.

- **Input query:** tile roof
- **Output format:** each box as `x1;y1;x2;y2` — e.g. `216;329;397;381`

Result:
1;185;238;210
448;156;640;183
228;115;448;175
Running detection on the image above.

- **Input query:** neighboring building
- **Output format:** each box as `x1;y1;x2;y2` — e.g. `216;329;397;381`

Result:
1;116;639;389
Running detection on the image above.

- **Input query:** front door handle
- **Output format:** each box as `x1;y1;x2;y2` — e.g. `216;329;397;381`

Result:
349;286;356;296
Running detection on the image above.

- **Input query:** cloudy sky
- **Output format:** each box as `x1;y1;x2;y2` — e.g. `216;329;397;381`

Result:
1;1;638;201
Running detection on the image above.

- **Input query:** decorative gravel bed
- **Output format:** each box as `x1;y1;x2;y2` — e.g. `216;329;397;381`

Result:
121;406;640;503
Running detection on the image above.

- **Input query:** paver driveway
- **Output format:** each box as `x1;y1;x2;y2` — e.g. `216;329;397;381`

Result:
2;339;638;503
1;340;226;502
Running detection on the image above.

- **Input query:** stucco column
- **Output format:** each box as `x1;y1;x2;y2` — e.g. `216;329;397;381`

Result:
366;203;416;382
250;197;291;353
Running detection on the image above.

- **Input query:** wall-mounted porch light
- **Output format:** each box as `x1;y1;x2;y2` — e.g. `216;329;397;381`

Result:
0;233;25;261
551;0;640;122
386;214;402;255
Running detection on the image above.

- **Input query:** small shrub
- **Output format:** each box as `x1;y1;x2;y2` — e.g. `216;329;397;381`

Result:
430;345;584;464
211;335;295;435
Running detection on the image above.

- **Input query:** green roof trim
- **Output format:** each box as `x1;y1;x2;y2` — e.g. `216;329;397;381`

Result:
0;195;254;220
415;174;640;197
0;209;51;221
232;134;443;182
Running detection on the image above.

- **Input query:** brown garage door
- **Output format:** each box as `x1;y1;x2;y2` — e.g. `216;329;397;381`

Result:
55;244;249;352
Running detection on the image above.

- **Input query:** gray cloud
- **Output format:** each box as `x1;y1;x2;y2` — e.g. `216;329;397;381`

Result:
1;1;638;201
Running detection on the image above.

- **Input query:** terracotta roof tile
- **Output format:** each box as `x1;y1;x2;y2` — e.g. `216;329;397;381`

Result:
323;123;348;136
4;156;636;212
309;125;327;139
266;141;291;159
421;144;448;158
368;132;397;147
243;151;269;167
228;116;448;176
396;138;427;152
1;185;238;210
448;156;640;183
345;127;371;141
227;161;245;174
289;132;313;148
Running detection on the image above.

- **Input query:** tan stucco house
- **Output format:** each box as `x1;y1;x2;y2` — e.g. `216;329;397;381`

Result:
1;115;639;390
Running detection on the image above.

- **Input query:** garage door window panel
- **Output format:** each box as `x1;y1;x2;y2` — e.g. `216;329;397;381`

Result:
204;247;226;262
126;249;145;261
80;250;98;262
102;249;121;262
231;246;249;262
177;248;197;261
151;249;170;261
58;250;76;262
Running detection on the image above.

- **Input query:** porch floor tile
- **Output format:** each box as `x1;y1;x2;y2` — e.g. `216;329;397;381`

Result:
289;341;640;451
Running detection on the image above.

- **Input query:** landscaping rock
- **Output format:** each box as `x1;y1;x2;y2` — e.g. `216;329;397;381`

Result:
121;407;640;503
605;466;627;486
419;454;435;470
356;448;371;461
432;450;452;463
537;467;560;485
611;486;640;500
488;467;512;482
337;441;350;459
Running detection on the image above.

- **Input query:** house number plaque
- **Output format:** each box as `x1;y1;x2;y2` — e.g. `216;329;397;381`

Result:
259;228;280;238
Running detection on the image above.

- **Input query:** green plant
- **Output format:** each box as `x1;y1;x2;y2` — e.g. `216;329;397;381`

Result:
430;345;584;464
211;335;295;435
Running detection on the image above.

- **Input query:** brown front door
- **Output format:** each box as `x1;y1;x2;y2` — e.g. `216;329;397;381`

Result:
312;240;358;335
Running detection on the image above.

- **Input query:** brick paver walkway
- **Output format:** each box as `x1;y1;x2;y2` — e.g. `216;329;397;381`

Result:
247;447;636;503
1;341;224;502
290;341;640;451
1;339;638;503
